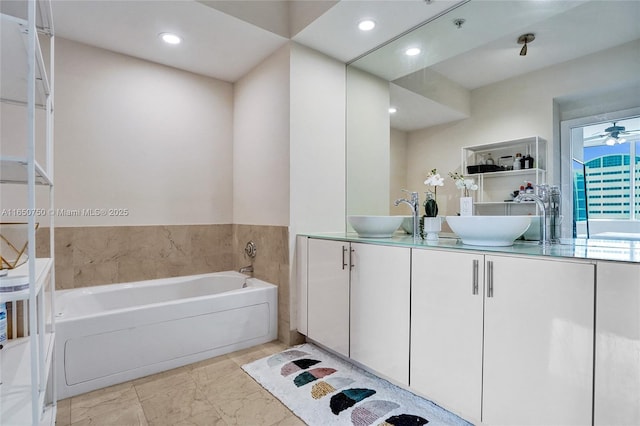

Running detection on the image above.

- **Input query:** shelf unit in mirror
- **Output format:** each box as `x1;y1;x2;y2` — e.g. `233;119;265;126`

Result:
462;136;547;216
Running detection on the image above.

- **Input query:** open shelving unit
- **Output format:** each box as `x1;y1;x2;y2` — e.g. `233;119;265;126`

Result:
0;1;57;425
461;136;547;216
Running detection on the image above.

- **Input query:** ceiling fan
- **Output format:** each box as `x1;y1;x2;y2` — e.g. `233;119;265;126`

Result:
585;121;640;146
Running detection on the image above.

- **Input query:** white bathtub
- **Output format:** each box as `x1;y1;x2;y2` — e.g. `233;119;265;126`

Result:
55;271;277;399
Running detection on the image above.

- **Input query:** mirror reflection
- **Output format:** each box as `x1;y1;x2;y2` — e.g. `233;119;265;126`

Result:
346;0;640;242
567;114;640;239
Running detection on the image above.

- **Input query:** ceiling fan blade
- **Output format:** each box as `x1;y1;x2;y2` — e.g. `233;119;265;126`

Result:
584;134;607;141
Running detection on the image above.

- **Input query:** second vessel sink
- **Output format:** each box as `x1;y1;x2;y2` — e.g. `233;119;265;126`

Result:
446;215;531;246
348;215;404;238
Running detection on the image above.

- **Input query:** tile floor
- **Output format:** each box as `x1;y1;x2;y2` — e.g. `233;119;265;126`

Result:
55;341;305;426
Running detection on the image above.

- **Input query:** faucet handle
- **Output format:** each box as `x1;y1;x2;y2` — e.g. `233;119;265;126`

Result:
534;184;550;199
401;189;419;203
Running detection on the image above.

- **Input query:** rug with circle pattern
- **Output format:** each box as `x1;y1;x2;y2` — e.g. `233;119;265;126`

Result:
242;343;473;426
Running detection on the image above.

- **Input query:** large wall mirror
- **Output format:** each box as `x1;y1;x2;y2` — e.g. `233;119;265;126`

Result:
346;0;640;241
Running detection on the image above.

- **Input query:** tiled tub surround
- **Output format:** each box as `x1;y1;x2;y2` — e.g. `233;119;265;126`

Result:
33;223;300;345
36;225;234;289
233;224;303;345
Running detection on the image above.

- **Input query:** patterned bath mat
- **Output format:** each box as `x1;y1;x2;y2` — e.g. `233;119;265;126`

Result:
242;343;472;426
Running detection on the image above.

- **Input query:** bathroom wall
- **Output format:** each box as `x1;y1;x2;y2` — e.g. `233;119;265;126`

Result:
1;38;234;227
233;44;290;227
404;41;640;218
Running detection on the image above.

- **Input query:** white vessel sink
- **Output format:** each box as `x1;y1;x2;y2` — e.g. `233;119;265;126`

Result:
446;215;531;246
348;215;404;238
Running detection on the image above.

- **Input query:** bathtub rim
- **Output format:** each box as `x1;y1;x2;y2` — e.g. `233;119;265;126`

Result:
55;270;274;322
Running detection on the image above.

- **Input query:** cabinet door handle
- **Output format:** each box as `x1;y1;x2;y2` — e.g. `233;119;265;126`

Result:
486;260;494;298
472;259;479;295
350;247;355;270
342;246;348;270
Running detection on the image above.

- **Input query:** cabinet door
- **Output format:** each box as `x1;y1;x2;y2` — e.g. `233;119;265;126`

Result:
594;261;640;425
483;255;594;426
350;243;411;385
307;238;350;357
410;249;484;423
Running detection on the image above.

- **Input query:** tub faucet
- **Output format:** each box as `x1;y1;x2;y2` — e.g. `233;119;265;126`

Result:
239;265;253;275
394;190;420;241
514;184;560;245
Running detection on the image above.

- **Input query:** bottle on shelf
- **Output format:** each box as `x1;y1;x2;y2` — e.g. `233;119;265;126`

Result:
485;153;495;165
525;182;534;193
513;153;522;170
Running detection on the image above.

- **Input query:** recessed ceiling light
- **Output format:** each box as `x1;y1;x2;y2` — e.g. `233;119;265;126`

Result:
159;33;182;45
358;19;376;31
405;47;421;56
389;107;397;114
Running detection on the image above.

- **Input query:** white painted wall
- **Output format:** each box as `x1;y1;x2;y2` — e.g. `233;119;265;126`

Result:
2;38;234;226
233;44;290;226
404;41;640;217
346;67;390;217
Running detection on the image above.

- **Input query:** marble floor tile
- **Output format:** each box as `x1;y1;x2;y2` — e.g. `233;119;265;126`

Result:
211;388;292;426
57;342;303;426
56;397;72;426
70;383;148;426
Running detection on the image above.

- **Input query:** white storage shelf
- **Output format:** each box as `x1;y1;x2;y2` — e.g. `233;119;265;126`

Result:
1;0;56;424
1;157;53;186
0;333;56;426
0;13;51;108
462;137;547;209
0;258;53;304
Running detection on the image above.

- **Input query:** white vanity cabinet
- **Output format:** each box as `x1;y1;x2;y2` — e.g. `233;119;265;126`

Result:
593;261;640;425
411;250;594;425
303;237;411;384
411;248;484;422
482;255;594;426
350;243;410;385
306;238;351;357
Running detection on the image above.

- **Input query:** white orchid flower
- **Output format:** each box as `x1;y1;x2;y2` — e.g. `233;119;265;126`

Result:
463;179;478;190
424;173;444;187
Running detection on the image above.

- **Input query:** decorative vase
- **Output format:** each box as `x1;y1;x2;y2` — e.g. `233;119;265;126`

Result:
460;196;473;216
423;216;441;241
423;192;438;217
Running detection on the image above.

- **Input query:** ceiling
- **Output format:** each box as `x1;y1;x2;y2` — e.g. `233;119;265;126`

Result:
48;0;465;82
348;0;640;131
13;0;640;133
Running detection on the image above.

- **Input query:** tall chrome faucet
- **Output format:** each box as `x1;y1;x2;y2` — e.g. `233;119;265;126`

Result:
394;190;420;241
513;184;561;245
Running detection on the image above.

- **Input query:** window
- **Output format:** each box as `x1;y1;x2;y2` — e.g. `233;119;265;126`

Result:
580;116;640;221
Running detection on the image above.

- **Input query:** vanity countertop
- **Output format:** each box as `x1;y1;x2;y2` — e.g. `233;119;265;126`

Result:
300;232;640;263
